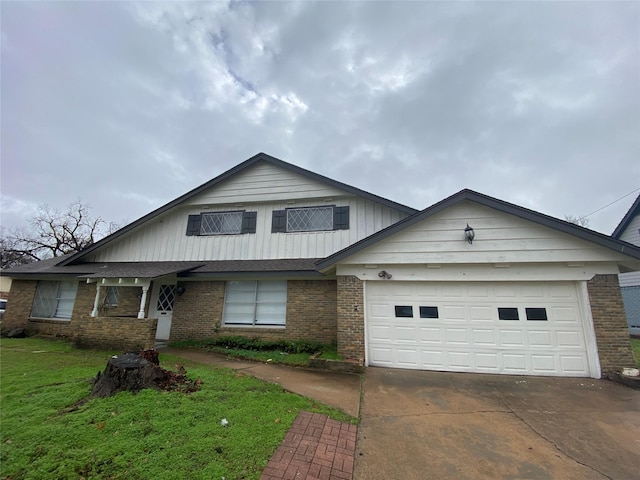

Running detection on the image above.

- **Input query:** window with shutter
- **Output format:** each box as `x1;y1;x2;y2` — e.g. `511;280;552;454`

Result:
272;205;350;233
187;211;257;236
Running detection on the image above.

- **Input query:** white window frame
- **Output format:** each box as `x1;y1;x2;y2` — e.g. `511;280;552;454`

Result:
104;286;120;307
200;211;244;235
222;280;287;327
31;280;78;321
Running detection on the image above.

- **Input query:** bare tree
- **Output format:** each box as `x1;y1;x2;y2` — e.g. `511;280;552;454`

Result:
564;214;590;228
1;200;117;269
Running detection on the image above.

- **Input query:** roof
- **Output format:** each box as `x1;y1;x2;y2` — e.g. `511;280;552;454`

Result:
316;188;640;270
612;193;640;238
5;258;322;279
60;152;417;266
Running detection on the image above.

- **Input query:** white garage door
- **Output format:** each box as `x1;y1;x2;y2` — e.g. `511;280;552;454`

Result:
366;281;592;376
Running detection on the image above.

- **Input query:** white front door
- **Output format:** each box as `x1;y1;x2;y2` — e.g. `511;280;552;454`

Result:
149;283;177;340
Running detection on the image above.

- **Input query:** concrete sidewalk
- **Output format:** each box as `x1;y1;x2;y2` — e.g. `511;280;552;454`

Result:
161;347;362;417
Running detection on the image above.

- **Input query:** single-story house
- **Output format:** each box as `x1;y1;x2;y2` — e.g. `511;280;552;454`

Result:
4;153;640;378
613;193;640;336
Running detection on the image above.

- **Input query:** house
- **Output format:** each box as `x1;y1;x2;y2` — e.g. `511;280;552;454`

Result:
612;193;640;336
4;153;640;379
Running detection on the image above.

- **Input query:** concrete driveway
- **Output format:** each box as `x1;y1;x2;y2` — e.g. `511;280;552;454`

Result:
355;368;640;480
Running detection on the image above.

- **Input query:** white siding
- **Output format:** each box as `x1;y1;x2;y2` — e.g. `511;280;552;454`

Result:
86;197;408;262
619;214;640;246
344;201;631;265
619;271;640;287
185;163;347;205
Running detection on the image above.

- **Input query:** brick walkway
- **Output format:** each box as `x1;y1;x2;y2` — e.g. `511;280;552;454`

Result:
260;411;357;480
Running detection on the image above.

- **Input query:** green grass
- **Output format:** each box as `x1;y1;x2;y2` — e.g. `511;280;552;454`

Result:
631;338;640;367
1;338;354;480
206;346;311;366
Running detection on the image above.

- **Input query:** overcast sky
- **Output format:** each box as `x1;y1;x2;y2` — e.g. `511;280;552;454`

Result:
1;1;639;237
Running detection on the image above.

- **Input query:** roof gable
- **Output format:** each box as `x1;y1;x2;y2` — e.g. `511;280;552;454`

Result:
316;189;640;269
61;153;416;266
612;193;640;238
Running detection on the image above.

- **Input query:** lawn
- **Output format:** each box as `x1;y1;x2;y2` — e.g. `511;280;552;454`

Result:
0;338;354;480
632;337;640;367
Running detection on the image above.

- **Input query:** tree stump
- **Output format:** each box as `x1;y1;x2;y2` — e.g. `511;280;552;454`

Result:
90;353;164;398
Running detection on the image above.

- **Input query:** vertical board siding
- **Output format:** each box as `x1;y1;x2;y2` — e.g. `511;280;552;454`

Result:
345;201;630;265
86;197;408;262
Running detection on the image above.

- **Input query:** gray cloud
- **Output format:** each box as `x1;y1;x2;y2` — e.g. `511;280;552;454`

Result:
1;1;638;234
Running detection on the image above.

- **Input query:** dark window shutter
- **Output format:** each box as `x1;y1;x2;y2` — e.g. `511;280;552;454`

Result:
186;214;201;236
272;210;287;233
333;206;350;230
241;211;257;234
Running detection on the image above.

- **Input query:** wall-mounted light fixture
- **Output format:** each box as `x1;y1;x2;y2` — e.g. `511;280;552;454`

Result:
464;224;475;244
176;285;186;296
378;270;392;280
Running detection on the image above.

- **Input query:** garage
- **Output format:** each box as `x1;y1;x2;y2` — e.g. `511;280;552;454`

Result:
366;281;594;376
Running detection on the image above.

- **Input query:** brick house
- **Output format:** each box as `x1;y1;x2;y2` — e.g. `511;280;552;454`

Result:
4;153;640;378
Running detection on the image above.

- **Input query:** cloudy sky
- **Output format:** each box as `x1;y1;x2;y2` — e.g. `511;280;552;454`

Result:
1;1;639;237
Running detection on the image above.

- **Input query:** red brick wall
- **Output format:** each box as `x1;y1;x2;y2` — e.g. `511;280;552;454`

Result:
336;276;365;363
587;274;635;374
170;280;338;344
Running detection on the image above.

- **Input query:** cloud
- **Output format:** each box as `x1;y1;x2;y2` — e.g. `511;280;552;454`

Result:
1;1;638;235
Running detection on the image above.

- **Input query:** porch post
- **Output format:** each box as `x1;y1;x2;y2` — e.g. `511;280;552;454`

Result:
138;286;149;319
91;284;102;317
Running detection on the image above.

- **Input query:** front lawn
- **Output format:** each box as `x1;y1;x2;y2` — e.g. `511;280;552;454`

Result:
631;337;640;367
0;338;353;480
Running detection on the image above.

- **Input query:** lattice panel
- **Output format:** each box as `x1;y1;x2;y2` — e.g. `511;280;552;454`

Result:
287;207;333;232
201;212;243;234
157;285;176;311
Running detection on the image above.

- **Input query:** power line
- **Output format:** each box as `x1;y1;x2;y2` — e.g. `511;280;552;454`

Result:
583;187;640;218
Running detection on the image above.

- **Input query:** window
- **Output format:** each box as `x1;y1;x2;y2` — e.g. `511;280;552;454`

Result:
419;306;439;318
31;281;78;320
104;287;120;307
186;211;257;236
395;306;414;318
272;206;349;233
526;308;548;321
223;281;287;327
498;308;519;320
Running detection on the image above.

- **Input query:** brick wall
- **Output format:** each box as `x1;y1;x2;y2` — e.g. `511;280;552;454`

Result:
171;281;225;341
587;274;635;373
336;276;365;363
171;280;338;344
74;317;157;351
1;279;37;332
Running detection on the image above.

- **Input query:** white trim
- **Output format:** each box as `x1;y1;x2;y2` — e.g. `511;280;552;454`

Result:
363;280;370;367
577;280;602;379
91;284;102;317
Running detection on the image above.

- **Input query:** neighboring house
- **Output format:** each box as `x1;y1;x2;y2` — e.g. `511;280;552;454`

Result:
4;153;640;379
612;194;640;336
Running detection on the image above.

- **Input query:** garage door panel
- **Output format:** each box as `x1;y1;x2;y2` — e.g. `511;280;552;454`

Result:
560;356;588;373
475;353;499;370
469;306;493;321
369;325;392;342
442;305;466;320
528;330;553;347
499;330;525;347
556;330;584;348
445;328;469;344
472;329;496;345
447;351;472;369
531;354;557;373
395;326;417;343
419;327;444;343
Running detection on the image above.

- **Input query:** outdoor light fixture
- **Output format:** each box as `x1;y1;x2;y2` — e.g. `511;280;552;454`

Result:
378;270;393;280
176;285;186;296
464;224;475;244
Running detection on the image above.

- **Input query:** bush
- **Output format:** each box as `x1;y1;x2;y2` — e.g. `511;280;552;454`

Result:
171;336;327;355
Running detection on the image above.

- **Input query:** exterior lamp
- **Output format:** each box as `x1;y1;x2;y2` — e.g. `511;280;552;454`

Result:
464;224;475;244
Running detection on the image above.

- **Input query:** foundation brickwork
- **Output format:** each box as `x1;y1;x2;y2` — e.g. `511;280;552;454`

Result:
74;317;157;351
587;274;635;374
171;281;226;341
336;276;365;364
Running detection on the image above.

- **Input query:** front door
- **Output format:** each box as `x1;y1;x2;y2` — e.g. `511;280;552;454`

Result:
149;283;176;340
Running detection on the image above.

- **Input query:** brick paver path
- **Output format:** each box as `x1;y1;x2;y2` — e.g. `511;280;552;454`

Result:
260;411;357;480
